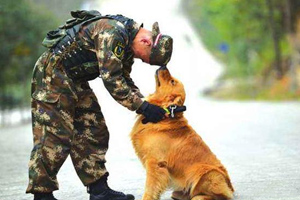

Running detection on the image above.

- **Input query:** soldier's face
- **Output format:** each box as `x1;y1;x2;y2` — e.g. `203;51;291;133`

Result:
141;51;150;63
132;29;152;64
132;42;151;63
140;38;152;63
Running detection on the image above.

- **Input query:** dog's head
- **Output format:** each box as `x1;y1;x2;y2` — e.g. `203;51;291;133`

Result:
147;66;186;108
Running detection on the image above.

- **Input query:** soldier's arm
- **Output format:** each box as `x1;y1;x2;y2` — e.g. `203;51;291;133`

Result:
94;29;143;111
122;57;144;98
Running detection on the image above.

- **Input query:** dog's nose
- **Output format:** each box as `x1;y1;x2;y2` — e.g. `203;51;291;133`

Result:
156;66;168;77
158;66;167;71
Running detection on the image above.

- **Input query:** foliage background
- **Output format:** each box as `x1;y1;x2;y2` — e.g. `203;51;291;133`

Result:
0;0;85;122
183;0;300;100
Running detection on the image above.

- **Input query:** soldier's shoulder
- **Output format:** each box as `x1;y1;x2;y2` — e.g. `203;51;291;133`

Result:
110;18;126;29
93;18;126;31
93;18;127;39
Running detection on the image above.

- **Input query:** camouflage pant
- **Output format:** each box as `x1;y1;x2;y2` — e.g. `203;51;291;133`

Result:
26;52;109;193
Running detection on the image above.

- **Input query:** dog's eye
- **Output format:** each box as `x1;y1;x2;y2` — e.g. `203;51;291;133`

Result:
171;80;176;85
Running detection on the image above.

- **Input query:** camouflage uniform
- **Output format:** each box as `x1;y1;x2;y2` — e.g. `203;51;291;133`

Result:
26;16;144;193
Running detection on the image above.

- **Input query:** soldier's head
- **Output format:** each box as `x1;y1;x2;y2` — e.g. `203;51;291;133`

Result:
132;22;173;66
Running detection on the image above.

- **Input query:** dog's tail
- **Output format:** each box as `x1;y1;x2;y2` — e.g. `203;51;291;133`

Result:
188;165;234;200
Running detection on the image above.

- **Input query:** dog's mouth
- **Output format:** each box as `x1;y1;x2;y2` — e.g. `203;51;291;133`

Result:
155;66;168;87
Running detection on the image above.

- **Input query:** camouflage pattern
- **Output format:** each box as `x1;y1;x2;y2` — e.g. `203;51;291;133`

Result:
26;51;109;193
149;22;173;66
80;18;144;110
26;17;144;193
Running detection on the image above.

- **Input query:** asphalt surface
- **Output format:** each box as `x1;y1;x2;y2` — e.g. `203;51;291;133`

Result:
1;98;300;200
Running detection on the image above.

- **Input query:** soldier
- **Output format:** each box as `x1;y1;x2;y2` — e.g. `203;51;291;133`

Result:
26;10;173;200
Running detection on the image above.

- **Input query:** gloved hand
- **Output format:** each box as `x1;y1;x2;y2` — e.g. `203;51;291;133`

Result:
136;101;166;124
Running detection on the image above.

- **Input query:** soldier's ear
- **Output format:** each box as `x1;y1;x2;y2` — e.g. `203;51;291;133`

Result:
141;38;151;47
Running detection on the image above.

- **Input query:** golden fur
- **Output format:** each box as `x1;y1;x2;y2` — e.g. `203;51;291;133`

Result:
130;68;234;200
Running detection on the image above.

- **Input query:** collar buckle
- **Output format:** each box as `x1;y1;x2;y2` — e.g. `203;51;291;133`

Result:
169;105;177;118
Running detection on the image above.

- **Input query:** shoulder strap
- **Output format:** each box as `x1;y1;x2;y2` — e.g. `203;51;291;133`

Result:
103;14;135;30
59;10;103;30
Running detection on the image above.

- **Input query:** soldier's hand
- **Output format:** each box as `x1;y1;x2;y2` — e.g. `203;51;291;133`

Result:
136;101;166;124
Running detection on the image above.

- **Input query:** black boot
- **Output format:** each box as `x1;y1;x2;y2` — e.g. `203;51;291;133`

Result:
33;193;57;200
88;173;135;200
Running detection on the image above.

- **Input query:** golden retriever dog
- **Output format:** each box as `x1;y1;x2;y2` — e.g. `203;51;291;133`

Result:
130;67;234;200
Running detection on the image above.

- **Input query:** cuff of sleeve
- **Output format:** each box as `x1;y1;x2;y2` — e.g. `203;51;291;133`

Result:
136;100;148;114
131;95;144;111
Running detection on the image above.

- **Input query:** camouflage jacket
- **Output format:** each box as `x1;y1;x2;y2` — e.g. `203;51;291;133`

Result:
81;18;144;111
40;17;144;111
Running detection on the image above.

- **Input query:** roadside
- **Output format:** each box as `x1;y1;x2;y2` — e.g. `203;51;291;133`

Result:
0;108;31;127
204;73;300;101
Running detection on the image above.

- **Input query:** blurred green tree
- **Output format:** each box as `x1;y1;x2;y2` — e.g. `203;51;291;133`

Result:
286;0;300;92
185;0;286;77
0;0;88;125
0;0;57;122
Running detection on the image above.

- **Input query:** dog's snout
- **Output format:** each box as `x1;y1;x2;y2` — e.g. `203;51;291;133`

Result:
156;66;168;78
158;66;167;71
156;66;167;87
155;66;172;88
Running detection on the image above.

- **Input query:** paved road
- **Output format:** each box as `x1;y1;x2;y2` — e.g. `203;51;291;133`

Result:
1;99;300;200
1;0;300;199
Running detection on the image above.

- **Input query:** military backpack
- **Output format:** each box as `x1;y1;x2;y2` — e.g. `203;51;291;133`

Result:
42;10;135;82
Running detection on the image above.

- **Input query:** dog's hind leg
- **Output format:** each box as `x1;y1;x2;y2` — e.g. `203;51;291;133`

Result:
171;190;189;200
191;195;214;200
191;170;233;200
142;159;169;200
